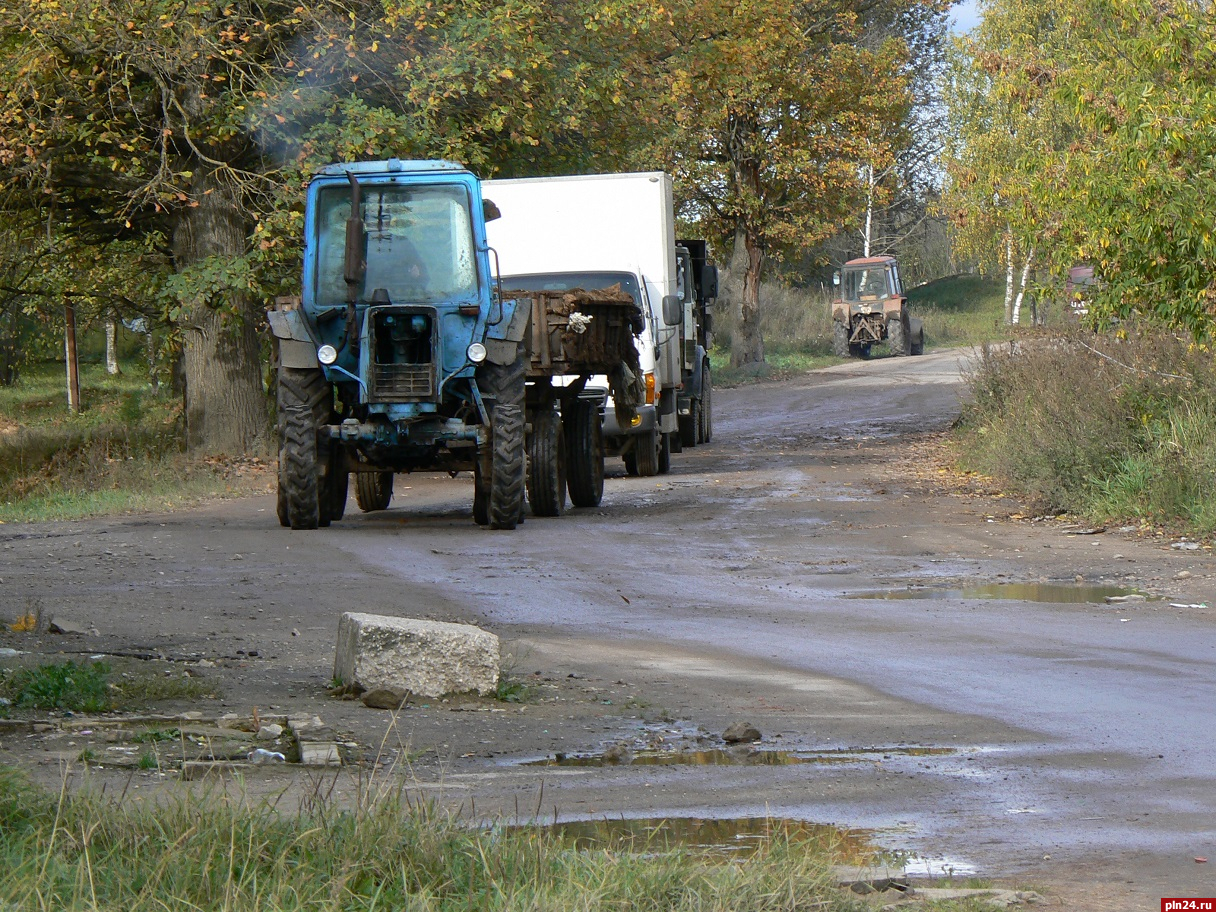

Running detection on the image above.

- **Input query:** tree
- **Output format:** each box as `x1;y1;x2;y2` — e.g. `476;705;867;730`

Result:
644;0;921;366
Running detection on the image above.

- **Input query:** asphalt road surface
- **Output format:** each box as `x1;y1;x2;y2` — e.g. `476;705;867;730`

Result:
3;347;1214;908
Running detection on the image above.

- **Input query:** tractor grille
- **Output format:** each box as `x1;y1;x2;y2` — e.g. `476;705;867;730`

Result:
371;364;434;401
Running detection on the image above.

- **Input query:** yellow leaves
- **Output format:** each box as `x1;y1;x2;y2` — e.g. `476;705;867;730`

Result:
9;613;37;633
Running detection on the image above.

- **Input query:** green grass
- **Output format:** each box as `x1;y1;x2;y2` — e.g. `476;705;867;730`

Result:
0;661;218;717
907;274;1010;347
0;767;868;912
0;358;270;522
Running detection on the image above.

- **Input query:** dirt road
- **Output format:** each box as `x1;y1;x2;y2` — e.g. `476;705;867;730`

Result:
3;347;1215;908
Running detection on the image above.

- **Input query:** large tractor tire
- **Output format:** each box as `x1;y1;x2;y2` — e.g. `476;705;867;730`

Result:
832;322;850;358
355;471;393;512
477;353;527;530
888;314;911;357
910;317;925;355
699;361;713;444
277;366;334;531
322;462;349;525
564;399;604;508
527;407;566;517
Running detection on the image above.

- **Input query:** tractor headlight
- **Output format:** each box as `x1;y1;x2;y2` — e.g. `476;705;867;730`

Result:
317;344;338;365
466;342;487;364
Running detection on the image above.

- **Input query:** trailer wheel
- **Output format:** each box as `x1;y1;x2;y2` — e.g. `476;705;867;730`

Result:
700;361;713;443
278;366;332;530
355;471;393;512
477;352;527;530
565;399;604;508
832;322;850;358
527;407;566;517
633;428;660;477
888;314;911;357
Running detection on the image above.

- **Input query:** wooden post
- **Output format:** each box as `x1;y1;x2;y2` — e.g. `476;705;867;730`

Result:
64;302;80;412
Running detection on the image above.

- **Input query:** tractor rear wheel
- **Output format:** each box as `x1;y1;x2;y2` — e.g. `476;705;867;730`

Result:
888;314;911;356
527;407;566;517
832;322;850;358
355;471;393;512
564;399;604;508
278;366;333;530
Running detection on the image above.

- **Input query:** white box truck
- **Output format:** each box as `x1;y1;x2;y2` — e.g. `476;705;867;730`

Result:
483;172;692;485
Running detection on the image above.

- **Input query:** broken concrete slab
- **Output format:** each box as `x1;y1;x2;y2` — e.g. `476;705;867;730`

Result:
882;888;1045;910
833;864;910;894
334;612;499;699
299;742;341;766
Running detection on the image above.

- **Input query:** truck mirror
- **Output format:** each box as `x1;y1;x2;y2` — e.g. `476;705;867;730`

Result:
662;294;682;326
703;265;718;300
833;271;840;286
483;198;502;222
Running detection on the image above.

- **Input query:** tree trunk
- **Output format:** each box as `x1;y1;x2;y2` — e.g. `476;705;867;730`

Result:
1004;227;1014;324
732;228;765;367
64;302;80;413
172;168;269;455
105;320;120;375
1011;247;1034;325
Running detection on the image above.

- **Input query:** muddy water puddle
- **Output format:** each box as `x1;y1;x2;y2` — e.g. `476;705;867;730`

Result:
849;582;1155;604
515;816;876;861
523;745;954;768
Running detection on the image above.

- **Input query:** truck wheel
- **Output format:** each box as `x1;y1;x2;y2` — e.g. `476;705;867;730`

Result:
276;465;290;527
355;471;393;512
699;361;713;444
565;400;604;508
888;314;911;357
679;403;698;448
634;428;660;477
477;353;527;530
278;366;332;530
658;432;671;475
527;407;566;517
832;322;850;358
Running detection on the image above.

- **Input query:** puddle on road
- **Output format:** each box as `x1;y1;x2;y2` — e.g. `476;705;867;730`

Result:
523;745;954;768
516;816;876;861
848;582;1154;604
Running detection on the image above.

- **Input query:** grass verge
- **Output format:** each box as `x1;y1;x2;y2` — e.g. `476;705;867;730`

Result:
0;359;270;522
0;767;868;912
957;324;1216;537
0;659;217;716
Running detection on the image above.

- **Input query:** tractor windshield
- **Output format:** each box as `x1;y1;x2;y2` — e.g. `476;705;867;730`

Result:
314;183;478;305
843;267;893;302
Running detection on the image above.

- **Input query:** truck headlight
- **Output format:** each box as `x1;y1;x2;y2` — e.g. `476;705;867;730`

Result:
467;342;487;364
317;344;338;365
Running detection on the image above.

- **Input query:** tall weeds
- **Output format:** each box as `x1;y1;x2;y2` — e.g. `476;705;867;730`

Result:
958;325;1216;534
0;766;858;911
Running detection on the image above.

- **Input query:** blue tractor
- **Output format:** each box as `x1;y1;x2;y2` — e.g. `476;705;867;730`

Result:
268;159;530;530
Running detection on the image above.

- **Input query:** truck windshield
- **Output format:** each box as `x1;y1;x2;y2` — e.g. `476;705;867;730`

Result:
844;267;891;302
314;183;478;305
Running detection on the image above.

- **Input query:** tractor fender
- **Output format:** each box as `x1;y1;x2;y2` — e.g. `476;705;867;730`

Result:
268;307;320;369
484;297;527;366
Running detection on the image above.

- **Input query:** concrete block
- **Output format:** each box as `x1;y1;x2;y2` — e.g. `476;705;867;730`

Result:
334;612;500;698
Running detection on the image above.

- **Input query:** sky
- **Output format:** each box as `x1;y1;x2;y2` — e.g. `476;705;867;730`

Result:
951;0;983;33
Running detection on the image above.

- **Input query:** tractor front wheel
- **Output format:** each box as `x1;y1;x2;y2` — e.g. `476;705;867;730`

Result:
277;366;333;531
